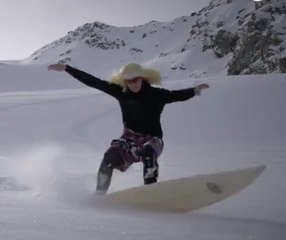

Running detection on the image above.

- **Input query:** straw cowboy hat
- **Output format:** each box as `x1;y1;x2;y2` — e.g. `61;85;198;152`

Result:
110;63;162;91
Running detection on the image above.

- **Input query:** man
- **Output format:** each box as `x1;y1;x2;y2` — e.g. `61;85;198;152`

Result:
48;63;209;195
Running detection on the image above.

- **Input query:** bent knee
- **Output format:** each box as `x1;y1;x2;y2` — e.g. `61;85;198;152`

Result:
100;147;124;170
140;145;156;160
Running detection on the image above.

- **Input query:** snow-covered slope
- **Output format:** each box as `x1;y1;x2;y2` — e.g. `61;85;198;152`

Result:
0;62;286;239
0;62;285;219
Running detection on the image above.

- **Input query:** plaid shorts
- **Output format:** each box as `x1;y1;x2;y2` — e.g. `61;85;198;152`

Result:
108;129;164;172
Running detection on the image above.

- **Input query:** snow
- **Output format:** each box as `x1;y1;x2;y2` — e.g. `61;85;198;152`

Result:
0;61;286;239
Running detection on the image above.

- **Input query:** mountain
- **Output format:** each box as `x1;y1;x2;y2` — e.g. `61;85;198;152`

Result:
24;0;286;80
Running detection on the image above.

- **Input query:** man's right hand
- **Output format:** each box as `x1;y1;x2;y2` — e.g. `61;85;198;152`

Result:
194;83;210;96
48;64;67;72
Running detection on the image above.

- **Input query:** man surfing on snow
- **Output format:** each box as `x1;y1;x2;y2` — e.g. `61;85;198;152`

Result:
48;63;209;195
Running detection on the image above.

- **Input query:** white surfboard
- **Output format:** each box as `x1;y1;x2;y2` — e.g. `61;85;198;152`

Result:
98;165;266;213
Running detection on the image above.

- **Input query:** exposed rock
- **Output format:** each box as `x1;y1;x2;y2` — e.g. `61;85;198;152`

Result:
280;57;286;73
254;18;268;31
213;30;239;58
227;30;281;75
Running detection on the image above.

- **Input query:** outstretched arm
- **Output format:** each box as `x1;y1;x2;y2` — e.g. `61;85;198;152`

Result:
48;64;122;97
159;83;209;104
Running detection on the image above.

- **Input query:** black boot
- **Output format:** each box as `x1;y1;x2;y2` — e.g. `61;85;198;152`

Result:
141;145;159;185
95;147;121;195
96;165;113;195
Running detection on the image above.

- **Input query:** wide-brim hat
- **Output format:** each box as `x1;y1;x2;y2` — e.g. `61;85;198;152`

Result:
110;63;162;90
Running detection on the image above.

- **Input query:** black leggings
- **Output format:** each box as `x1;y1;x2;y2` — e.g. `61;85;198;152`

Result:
96;145;158;195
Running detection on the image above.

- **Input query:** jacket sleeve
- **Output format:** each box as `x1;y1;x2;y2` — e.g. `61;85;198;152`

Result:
65;65;122;98
157;87;196;104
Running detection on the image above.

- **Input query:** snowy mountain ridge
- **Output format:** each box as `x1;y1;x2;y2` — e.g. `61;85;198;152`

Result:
25;0;286;80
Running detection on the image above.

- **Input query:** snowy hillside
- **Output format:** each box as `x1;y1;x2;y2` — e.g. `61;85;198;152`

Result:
16;0;285;80
2;0;285;93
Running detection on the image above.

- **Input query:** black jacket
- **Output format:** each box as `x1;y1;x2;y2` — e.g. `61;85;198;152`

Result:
65;65;195;138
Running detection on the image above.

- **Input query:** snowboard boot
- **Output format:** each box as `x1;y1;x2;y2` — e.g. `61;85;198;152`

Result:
96;165;113;195
95;147;121;195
